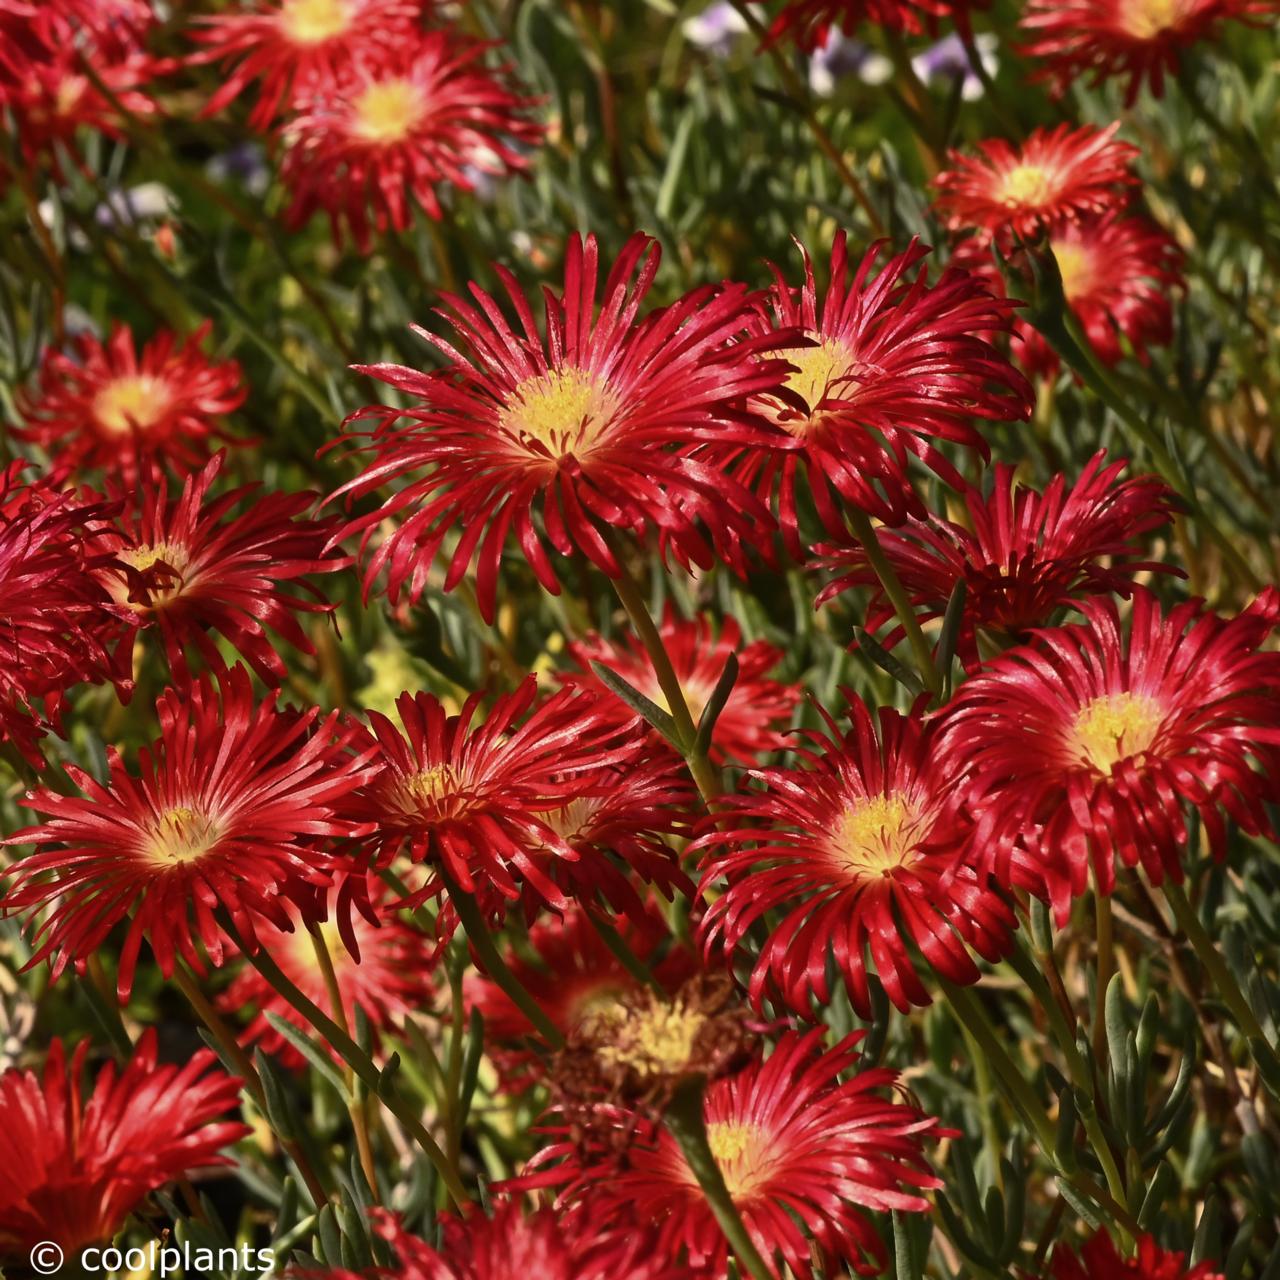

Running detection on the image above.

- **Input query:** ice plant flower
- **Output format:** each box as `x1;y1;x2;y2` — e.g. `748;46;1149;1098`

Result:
327;232;792;621
733;233;1032;551
217;884;435;1069
940;590;1280;920
1049;1230;1225;1280
279;29;544;252
697;697;1016;1016
0;1031;249;1259
815;453;1179;669
94;453;349;684
532;1029;946;1278
563;610;802;765
13;322;247;480
769;0;981;46
933;123;1140;243
1020;0;1275;102
190;0;424;130
3;664;380;998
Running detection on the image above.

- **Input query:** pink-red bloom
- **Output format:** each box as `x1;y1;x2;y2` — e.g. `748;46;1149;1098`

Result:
563;610;802;765
530;1029;946;1278
816;453;1179;669
933;124;1139;243
328;232;792;621
697;697;1014;1016
3;664;379;998
769;0;980;46
731;233;1032;551
280;29;543;252
14;322;247;481
93;453;349;684
940;590;1280;920
1049;1231;1224;1280
0;1031;249;1258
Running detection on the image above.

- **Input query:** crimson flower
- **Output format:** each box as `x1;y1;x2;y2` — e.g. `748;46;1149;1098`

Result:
93;453;349;684
327;232;792;622
1021;0;1275;102
940;590;1280;921
217;882;435;1069
933;123;1140;242
1049;1231;1224;1280
279;30;543;252
697;697;1015;1016
731;233;1032;552
190;0;425;130
13;322;247;481
0;1031;249;1259
769;0;980;46
815;452;1179;669
530;1029;946;1278
3;664;379;998
563;610;802;765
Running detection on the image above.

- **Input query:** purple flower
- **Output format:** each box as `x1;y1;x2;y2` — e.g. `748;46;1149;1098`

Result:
911;32;998;101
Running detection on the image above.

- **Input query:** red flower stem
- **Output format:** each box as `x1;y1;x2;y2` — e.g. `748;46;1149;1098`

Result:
440;872;565;1049
844;507;943;698
663;1077;774;1280
171;961;332;1210
308;925;380;1202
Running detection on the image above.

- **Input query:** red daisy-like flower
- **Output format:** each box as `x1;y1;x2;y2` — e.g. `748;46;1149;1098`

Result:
467;905;697;1092
768;0;980;46
933;123;1140;243
1021;0;1276;103
563;610;802;766
0;464;123;765
92;453;349;684
279;30;543;253
3;664;379;998
940;589;1280;921
696;696;1015;1016
1049;1230;1225;1280
530;1029;946;1278
190;0;425;130
731;233;1032;552
13;322;247;481
0;1031;249;1259
327;232;792;622
217;882;435;1070
815;452;1179;669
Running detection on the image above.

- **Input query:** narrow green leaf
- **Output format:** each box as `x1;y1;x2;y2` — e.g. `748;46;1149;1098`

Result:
852;626;925;696
692;651;738;758
265;1013;349;1096
589;660;682;746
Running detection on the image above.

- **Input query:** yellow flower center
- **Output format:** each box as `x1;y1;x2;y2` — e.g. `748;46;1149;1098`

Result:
279;0;352;45
1001;163;1056;208
93;375;170;437
351;77;427;145
145;805;220;868
54;76;85;116
1050;241;1094;302
583;994;706;1081
771;337;854;433
112;541;192;609
400;764;458;810
545;795;602;842
498;367;619;457
832;792;921;880
1121;0;1190;38
706;1121;768;1200
1071;692;1165;774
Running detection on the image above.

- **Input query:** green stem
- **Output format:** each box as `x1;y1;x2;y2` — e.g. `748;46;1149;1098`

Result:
586;911;665;995
1092;891;1114;1067
664;1078;774;1280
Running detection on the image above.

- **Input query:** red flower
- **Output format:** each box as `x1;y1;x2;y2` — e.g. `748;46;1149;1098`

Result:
467;905;697;1091
1049;1230;1224;1280
13;322;247;481
217;882;435;1070
93;453;349;684
327;232;791;622
563;610;802;765
190;0;425;130
530;1029;946;1278
3;664;379;998
1021;0;1275;102
0;1031;249;1258
815;452;1179;669
933;123;1140;242
697;697;1014;1016
279;30;543;252
731;233;1032;552
769;0;980;46
939;590;1280;921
